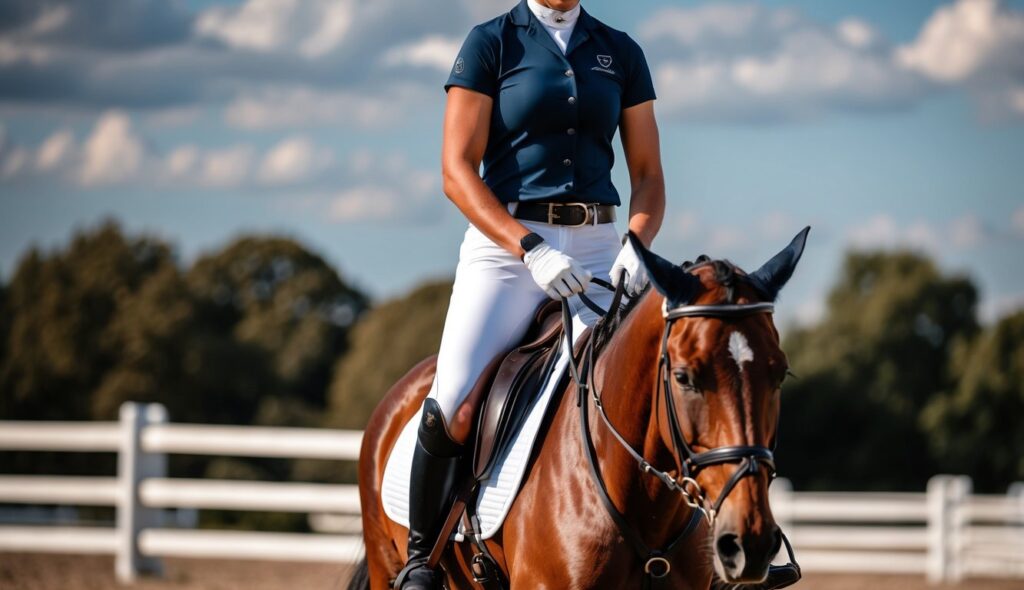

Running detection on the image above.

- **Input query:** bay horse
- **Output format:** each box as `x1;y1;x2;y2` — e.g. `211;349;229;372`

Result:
352;228;809;589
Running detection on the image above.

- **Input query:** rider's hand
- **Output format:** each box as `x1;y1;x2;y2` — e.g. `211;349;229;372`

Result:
524;243;592;300
610;235;649;297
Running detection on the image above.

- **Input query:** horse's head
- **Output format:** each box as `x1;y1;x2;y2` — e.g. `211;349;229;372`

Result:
629;227;809;584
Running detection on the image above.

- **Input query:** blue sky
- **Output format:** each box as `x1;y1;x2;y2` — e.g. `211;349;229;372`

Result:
1;0;1023;327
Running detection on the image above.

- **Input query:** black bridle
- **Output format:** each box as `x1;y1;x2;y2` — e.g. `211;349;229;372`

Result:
656;300;779;521
563;277;800;587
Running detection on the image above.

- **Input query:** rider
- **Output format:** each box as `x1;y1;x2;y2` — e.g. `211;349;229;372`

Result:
399;1;666;587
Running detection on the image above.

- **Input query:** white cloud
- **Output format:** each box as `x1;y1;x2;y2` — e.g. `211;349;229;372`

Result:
329;185;403;221
77;110;144;187
34;129;75;172
0;111;352;190
326;151;440;223
641;0;1024;122
224;85;425;130
0;146;30;179
257;136;333;185
162;145;199;181
198;144;254;188
0;39;54;66
641;4;928;122
383;36;461;71
844;213;1001;253
897;0;1024;119
897;0;1024;83
27;6;71;36
837;18;878;49
195;0;356;58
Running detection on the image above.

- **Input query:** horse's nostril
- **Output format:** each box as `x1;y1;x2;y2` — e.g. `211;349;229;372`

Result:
716;533;742;561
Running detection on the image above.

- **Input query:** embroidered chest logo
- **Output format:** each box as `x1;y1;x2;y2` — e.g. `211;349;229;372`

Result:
596;55;613;68
454;57;465;74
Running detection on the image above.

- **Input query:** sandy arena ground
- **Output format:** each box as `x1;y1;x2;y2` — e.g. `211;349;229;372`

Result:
1;553;1020;590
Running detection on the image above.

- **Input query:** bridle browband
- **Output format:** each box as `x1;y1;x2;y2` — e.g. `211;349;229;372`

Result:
563;273;800;586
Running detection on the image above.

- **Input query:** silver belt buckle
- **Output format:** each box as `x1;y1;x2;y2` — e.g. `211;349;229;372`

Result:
564;202;593;227
547;203;559;224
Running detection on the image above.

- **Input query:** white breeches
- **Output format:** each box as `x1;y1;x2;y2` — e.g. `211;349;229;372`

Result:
427;206;621;422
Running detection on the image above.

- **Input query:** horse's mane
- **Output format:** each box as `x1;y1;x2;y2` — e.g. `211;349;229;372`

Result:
591;255;746;354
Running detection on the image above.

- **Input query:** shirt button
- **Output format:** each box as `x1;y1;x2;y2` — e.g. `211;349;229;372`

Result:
568;96;577;105
565;69;574;77
563;158;572;166
567;128;576;135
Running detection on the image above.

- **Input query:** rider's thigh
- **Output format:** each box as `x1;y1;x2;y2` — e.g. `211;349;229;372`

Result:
426;225;548;422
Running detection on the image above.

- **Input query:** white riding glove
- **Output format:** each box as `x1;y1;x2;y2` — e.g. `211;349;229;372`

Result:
523;243;592;300
610;235;649;297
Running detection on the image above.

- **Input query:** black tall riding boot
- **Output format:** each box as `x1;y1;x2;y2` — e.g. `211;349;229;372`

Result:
394;399;465;590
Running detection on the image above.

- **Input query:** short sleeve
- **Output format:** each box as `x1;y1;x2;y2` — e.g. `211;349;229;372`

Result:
444;26;499;97
621;36;656;109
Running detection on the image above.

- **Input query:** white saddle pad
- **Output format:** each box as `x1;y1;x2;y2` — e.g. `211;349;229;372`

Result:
380;312;589;541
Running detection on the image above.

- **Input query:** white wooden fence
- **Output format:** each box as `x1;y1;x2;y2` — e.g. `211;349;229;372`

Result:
1;402;1021;585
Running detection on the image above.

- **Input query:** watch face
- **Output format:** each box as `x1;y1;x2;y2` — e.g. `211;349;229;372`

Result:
521;232;544;252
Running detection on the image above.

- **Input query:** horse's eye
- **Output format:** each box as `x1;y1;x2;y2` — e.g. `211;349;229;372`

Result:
673;369;694;389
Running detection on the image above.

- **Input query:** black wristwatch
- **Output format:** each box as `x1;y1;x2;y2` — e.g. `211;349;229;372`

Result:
519;232;545;260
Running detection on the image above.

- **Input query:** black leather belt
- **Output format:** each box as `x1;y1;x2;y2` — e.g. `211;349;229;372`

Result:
514;202;616;226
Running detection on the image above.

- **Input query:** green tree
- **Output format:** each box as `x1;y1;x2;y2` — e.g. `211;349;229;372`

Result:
922;310;1024;491
326;279;452;430
0;220;174;420
91;264;273;425
186;237;369;418
778;251;978;490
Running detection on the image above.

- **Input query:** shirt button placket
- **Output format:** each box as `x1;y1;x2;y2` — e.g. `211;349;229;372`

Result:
565;59;578;193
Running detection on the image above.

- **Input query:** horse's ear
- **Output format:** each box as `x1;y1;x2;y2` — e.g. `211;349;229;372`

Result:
627;231;701;307
747;226;811;301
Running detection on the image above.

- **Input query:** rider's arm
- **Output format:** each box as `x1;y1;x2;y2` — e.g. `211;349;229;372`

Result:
619;100;665;249
441;87;533;259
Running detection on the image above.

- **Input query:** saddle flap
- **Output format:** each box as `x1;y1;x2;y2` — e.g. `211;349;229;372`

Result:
470;300;565;481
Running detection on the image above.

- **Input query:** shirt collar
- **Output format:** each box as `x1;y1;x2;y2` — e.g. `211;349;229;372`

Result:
526;0;579;30
510;0;595;30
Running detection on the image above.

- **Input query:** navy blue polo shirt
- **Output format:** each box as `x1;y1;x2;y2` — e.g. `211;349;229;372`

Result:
444;0;656;207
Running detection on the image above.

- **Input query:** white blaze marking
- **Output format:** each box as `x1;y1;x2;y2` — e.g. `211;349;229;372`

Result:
728;331;754;372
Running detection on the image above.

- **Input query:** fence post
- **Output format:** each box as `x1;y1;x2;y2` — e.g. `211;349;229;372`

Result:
116;402;167;584
1010;482;1024;523
1009;482;1024;577
948;476;971;583
927;475;951;584
927;474;971;584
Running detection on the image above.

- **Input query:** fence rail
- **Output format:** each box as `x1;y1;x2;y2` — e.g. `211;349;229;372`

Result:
1;402;1021;585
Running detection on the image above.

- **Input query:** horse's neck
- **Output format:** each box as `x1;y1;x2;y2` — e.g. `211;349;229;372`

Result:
587;294;696;541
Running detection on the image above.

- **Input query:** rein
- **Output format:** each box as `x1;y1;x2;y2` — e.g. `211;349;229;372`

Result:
562;277;800;587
